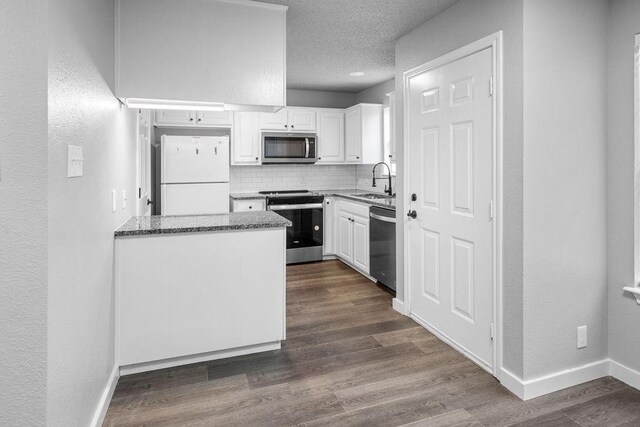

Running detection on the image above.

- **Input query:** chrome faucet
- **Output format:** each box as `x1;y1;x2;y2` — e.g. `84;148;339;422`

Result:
372;162;394;196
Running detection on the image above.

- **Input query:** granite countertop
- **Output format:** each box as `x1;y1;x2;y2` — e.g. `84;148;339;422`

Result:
229;193;266;200
115;211;291;237
315;189;397;211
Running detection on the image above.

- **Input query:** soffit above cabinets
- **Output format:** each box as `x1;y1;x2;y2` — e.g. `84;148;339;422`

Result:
115;0;287;112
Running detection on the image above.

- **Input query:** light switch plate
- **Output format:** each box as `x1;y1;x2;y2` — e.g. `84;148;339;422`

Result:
67;145;83;178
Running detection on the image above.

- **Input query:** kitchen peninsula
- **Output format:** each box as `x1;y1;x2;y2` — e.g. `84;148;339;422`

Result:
114;211;290;374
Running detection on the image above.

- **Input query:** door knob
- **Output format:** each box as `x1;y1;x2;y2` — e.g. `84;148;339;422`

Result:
407;210;417;219
147;199;154;206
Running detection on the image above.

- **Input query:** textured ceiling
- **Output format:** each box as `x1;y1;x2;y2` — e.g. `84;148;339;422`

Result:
252;0;460;92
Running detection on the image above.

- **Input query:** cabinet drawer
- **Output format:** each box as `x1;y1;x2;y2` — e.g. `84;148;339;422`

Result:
232;199;266;212
338;199;369;218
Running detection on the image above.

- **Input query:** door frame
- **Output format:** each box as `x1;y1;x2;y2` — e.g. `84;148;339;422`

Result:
136;108;152;216
402;31;504;378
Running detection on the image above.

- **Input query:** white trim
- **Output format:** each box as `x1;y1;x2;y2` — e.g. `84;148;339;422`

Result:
522;360;610;400
411;312;493;375
120;341;281;376
499;368;526;399
610;358;640;391
499;360;609;401
499;359;640;401
634;33;640;283
392;298;408;315
89;364;119;427
402;31;504;378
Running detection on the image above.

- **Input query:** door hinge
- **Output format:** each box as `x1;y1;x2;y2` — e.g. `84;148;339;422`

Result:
489;200;494;220
490;323;495;341
489;77;494;96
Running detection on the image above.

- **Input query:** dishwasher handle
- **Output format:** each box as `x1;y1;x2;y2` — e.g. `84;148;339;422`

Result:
370;212;396;224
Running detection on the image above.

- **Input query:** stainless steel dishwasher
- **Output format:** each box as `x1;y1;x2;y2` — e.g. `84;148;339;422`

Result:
369;206;396;291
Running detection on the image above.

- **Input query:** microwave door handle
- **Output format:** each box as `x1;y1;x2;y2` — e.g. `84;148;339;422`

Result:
305;138;309;158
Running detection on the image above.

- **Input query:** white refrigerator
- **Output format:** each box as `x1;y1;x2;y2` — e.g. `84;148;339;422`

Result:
161;135;230;216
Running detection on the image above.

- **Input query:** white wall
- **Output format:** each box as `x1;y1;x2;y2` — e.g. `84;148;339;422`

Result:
395;0;525;377
607;0;640;375
522;0;609;379
354;79;395;105
0;2;48;425
47;0;138;425
287;89;356;109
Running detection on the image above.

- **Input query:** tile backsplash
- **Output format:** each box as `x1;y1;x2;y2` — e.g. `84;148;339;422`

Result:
230;164;396;193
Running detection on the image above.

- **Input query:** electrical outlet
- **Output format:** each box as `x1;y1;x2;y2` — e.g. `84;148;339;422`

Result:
577;326;588;349
112;190;117;212
122;190;127;210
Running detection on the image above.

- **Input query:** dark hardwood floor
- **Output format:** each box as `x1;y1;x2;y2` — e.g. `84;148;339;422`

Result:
104;260;640;426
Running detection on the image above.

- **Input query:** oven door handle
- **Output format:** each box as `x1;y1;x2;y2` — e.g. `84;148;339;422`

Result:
305;138;310;158
269;203;323;211
370;212;396;223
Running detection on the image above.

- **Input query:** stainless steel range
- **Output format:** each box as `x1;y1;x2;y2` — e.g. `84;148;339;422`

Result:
261;190;324;264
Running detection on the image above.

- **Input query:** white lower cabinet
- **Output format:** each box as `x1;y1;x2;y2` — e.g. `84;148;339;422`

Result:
334;199;370;275
231;198;266;212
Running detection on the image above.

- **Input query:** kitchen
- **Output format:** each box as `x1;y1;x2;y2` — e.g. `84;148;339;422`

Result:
5;0;640;426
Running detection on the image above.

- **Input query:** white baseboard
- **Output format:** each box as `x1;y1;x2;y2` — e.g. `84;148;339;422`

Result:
90;364;119;427
499;359;611;401
392;298;407;315
120;341;281;376
610;359;640;391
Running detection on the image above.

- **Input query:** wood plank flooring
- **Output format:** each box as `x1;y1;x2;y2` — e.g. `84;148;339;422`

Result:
104;260;640;426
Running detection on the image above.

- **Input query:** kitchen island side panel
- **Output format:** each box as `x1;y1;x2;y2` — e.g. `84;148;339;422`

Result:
115;228;286;368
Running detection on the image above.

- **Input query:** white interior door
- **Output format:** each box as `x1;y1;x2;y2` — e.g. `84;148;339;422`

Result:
407;47;494;371
136;109;152;216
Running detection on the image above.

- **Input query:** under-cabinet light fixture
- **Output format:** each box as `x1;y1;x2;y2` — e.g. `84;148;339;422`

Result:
123;98;225;111
349;71;365;77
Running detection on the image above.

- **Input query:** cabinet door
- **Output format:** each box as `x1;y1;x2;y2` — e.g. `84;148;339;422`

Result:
287;109;316;131
259;109;289;130
232;112;260;165
323;198;335;255
155;110;195;126
345;107;362;162
352;214;369;274
317;111;345;163
196;111;233;127
337;211;353;263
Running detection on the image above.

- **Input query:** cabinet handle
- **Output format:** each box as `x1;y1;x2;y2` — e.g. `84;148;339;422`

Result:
291;125;294;129
318;157;322;160
198;118;202;122
255;157;259;161
284;124;288;128
356;156;360;159
249;206;252;209
189;118;194;121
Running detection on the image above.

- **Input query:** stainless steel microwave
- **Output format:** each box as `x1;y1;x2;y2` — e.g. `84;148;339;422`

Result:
262;132;318;164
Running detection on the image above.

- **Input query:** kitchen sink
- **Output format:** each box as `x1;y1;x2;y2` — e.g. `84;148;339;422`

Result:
351;193;395;200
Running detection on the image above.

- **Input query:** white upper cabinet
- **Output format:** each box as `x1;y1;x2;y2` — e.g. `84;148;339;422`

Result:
155;110;233;127
155;110;195;126
259;110;288;130
287;109;316;131
345;103;383;164
259;108;317;131
317;110;345;164
196;111;233;127
232;112;261;165
116;0;287;110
